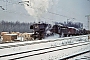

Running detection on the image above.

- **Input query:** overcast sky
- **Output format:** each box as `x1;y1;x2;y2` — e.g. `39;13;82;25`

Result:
0;0;90;29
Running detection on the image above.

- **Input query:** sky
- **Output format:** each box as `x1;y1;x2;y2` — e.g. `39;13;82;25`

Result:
0;0;90;29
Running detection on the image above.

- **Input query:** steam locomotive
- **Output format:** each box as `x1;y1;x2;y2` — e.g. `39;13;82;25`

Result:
30;23;87;40
30;23;48;40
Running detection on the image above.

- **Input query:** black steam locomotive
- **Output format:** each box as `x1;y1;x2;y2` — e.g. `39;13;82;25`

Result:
30;23;48;40
30;23;87;40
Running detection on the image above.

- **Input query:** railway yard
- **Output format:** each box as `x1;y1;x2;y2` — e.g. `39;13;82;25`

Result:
0;28;89;60
0;0;90;60
0;34;90;60
68;52;90;60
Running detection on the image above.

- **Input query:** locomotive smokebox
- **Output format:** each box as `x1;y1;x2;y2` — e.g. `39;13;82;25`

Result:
30;25;33;29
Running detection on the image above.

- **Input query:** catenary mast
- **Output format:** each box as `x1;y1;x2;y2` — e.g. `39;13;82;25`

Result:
85;15;90;30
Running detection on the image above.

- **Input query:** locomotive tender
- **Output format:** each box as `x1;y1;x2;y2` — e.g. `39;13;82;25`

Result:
30;23;87;40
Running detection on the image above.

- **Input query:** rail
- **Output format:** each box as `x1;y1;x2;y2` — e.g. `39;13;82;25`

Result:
0;35;90;60
0;35;88;49
60;50;90;60
0;42;90;60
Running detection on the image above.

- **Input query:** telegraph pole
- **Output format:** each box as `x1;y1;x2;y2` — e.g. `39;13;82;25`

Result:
85;15;90;30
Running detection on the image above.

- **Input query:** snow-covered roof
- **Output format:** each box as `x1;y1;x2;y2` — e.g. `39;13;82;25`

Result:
68;27;75;28
1;32;9;33
68;27;79;30
58;24;63;26
4;34;17;36
24;33;34;34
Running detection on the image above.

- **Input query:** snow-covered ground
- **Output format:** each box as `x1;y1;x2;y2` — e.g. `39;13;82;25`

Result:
0;35;90;60
0;42;89;60
68;52;90;60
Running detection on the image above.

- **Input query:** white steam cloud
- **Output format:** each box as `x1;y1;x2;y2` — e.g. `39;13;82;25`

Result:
22;0;54;22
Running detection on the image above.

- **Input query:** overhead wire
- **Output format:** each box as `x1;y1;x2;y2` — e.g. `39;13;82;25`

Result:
26;0;76;19
0;0;85;29
0;0;77;21
0;0;31;17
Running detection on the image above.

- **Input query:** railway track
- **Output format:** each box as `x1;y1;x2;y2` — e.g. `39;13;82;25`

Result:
0;35;89;60
67;51;90;60
60;50;90;60
0;42;89;60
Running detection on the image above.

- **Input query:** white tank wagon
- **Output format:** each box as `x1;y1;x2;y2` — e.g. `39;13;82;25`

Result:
0;35;89;60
